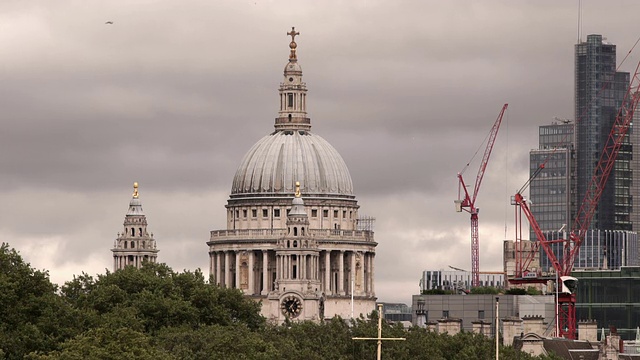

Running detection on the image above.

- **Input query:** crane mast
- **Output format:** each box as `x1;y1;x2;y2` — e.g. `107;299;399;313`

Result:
512;60;640;339
456;104;508;287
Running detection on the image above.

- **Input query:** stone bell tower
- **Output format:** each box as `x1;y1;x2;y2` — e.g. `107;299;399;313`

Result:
268;182;322;322
111;182;159;271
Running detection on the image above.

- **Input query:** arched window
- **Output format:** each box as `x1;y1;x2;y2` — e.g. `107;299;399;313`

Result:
124;241;128;249
130;241;135;249
293;240;298;248
131;227;135;236
301;227;305;236
287;240;290;248
142;241;146;249
139;228;143;236
288;114;292;122
293;227;298;236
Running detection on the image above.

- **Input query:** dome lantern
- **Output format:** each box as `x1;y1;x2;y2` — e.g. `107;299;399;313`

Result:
275;27;311;132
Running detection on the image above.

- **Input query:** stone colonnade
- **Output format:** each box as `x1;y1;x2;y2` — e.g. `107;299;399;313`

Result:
113;254;152;270
209;249;375;296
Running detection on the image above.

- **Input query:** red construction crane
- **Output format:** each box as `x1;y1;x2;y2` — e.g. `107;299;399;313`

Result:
511;60;640;339
456;104;508;288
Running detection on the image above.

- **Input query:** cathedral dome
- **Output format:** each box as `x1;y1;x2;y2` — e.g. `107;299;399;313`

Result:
230;27;354;199
231;130;353;196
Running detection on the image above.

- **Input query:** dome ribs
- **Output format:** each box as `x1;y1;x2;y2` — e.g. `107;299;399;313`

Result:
231;132;353;197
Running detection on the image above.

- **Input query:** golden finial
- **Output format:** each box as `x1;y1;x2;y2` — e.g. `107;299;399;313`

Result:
133;182;139;198
295;181;301;198
287;27;300;60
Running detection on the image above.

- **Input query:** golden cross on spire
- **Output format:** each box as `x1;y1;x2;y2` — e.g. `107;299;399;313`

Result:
287;27;299;43
133;182;139;198
287;27;300;60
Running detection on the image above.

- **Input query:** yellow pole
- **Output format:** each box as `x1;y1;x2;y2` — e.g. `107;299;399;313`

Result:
377;304;382;360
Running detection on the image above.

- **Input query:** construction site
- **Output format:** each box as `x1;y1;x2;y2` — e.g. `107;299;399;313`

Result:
410;30;640;359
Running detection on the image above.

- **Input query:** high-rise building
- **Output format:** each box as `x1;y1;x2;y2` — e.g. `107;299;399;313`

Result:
529;121;575;240
575;34;631;231
111;182;159;270
206;28;377;323
524;35;640;275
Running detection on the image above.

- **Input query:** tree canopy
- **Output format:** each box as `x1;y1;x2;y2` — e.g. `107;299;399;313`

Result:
0;243;562;359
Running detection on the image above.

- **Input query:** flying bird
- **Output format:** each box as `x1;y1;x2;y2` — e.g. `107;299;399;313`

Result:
105;21;113;24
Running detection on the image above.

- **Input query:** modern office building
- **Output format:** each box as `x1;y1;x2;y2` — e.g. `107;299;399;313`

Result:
525;35;640;276
529;121;575;241
574;266;640;340
380;302;412;324
575;34;631;232
419;269;505;292
540;229;639;272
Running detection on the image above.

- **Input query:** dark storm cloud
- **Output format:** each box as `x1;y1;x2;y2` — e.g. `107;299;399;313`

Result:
5;0;640;303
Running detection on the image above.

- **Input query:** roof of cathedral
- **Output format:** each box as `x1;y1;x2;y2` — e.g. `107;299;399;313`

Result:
230;28;354;198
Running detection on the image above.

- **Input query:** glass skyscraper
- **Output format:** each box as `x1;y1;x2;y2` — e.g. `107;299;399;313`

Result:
529;121;574;240
528;35;640;274
575;34;631;231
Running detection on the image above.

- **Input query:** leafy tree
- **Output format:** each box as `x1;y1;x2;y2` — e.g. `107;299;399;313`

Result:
470;286;501;294
28;327;174;360
506;288;527;295
0;243;86;359
156;324;279;360
59;262;265;333
421;289;455;295
526;286;543;295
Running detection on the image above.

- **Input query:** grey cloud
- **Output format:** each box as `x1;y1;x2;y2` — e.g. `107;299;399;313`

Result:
5;0;640;304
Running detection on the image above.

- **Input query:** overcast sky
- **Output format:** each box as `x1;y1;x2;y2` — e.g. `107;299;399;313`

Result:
3;0;640;304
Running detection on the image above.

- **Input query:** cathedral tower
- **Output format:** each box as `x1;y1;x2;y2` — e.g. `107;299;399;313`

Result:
208;28;376;323
111;182;158;270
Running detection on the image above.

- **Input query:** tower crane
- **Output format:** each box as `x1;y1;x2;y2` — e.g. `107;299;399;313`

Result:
456;104;508;288
511;60;640;339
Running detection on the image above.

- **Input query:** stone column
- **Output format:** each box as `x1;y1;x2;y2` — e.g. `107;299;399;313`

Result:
367;253;372;295
338;251;345;295
350;252;356;295
262;250;269;295
216;252;222;286
370;253;375;295
225;251;231;288
248;251;255;295
209;253;214;279
324;251;331;295
235;251;240;290
358;252;365;296
312;255;317;280
276;254;281;281
301;254;306;280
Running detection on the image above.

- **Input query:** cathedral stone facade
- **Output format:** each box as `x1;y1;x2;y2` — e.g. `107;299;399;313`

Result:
111;182;159;271
207;28;377;323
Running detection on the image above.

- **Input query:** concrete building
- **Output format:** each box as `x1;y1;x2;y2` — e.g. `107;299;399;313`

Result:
411;294;555;336
206;28;377;323
111;182;159;270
